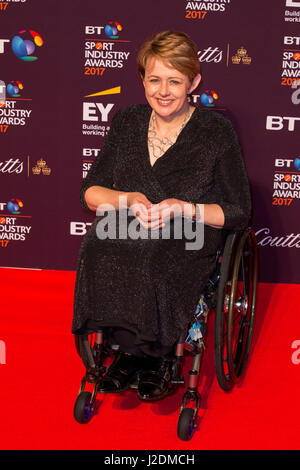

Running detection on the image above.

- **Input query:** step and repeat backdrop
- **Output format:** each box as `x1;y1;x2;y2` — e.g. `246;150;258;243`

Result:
0;0;299;283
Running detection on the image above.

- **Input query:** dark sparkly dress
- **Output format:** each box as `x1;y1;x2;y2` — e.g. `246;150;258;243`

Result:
72;104;251;351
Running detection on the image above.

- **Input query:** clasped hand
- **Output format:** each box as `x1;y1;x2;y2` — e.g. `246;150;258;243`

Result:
128;192;184;230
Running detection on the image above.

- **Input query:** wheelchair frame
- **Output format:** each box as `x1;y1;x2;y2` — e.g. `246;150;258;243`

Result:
73;227;258;441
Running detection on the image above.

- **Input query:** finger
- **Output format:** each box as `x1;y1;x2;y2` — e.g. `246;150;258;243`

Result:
138;205;161;222
159;207;172;222
145;212;161;222
137;216;165;230
144;200;153;209
147;204;169;222
133;202;148;218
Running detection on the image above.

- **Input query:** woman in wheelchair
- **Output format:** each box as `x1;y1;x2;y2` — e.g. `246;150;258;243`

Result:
72;30;252;404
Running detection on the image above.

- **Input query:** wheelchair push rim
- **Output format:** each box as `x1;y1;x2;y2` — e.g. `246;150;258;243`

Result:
214;229;258;391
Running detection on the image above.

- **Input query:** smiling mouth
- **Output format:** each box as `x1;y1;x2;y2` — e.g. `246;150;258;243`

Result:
157;99;173;105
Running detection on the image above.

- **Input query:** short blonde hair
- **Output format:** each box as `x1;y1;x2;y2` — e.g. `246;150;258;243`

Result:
137;30;200;83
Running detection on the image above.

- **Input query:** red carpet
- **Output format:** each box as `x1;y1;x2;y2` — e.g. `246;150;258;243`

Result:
0;267;299;450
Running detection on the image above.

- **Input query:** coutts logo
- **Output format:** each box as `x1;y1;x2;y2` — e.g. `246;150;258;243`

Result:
198;47;223;63
255;228;300;248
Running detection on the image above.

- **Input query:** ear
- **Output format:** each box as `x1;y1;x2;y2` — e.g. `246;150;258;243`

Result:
188;73;201;94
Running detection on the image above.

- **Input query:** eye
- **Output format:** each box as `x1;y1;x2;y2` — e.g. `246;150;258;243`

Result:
149;78;159;83
170;80;181;85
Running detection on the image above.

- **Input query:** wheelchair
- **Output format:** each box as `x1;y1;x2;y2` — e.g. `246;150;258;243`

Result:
73;227;258;441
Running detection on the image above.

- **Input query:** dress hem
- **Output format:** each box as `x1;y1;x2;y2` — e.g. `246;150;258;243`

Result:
72;319;184;348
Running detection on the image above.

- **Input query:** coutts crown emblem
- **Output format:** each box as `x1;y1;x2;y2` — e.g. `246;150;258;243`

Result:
232;46;252;65
32;158;51;175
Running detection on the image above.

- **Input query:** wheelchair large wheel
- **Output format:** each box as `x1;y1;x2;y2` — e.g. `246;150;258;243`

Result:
214;229;258;391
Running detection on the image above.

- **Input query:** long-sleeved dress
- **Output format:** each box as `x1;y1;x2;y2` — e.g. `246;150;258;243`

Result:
72;104;252;350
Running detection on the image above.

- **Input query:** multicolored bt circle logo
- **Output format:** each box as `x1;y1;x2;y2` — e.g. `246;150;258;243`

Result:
12;29;43;61
294;157;300;171
200;90;219;107
7;198;23;215
104;22;122;39
6;81;23;97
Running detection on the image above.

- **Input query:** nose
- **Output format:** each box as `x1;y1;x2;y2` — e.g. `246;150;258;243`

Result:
158;81;170;97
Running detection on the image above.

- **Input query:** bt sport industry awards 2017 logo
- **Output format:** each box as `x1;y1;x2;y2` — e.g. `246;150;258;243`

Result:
0;199;32;246
84;22;131;78
272;157;300;207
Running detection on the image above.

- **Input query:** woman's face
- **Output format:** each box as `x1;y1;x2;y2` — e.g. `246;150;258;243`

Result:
143;56;200;121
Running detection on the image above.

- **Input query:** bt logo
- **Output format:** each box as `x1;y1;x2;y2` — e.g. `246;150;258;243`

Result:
284;36;300;45
85;22;123;39
12;29;43;61
7;81;23;98
266;116;300;131
105;22;122;39
0;39;10;53
7;198;23;215
83;148;100;157
200;90;219;107
275;157;300;170
70;222;92;236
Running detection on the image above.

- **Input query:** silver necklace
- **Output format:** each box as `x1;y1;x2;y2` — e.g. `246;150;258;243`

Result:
148;107;192;160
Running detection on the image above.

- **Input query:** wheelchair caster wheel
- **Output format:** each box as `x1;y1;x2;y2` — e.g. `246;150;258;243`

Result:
177;408;196;441
73;391;95;424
